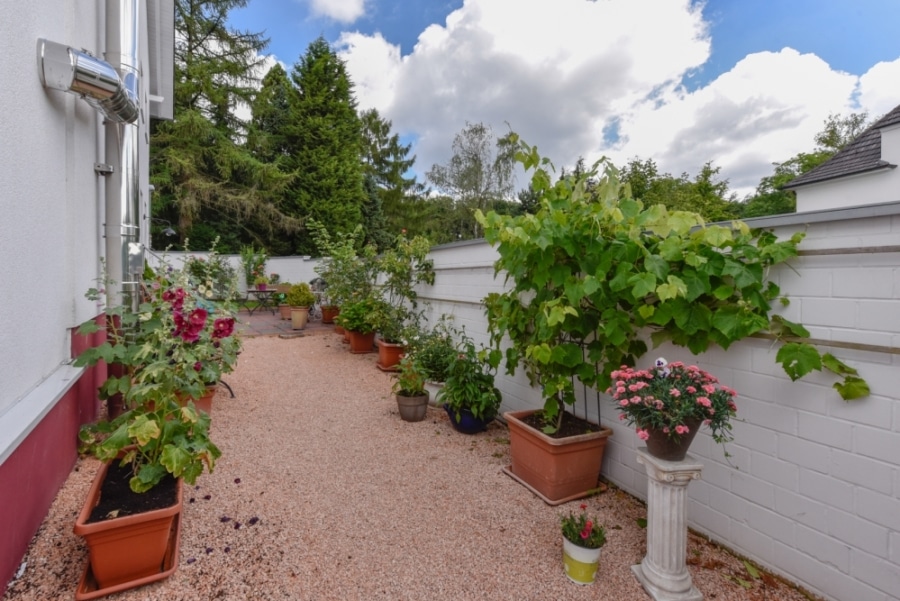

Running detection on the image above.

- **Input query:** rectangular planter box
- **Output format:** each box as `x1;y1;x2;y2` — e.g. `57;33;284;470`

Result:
504;409;612;505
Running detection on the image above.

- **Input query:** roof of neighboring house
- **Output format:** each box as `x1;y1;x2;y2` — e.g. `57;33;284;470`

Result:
783;103;900;189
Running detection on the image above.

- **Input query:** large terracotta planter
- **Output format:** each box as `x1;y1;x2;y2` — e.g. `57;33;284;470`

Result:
375;339;405;371
503;409;612;505
347;330;376;353
177;384;216;415
321;305;340;324
74;462;183;592
291;306;310;330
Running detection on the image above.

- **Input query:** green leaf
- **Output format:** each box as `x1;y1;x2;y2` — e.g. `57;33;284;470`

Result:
629;273;657;299
644;255;670;280
703;226;733;247
656;275;687;302
770;315;810;338
834;376;870;400
674;303;712;335
821;353;858;376
160;445;192;478
776;343;822;381
636;518;647;529
127;415;161;447
743;560;761;580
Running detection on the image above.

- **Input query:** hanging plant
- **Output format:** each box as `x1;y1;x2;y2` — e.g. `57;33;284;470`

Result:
477;138;868;432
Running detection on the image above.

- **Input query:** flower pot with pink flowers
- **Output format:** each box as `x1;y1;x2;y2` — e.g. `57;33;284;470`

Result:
610;357;737;461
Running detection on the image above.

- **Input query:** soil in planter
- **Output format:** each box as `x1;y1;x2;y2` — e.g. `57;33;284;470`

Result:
87;462;178;523
521;411;602;438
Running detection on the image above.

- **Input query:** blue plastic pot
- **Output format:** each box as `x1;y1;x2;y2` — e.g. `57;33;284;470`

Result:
444;404;492;434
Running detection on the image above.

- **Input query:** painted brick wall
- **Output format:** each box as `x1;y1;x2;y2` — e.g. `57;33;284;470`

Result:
414;212;900;601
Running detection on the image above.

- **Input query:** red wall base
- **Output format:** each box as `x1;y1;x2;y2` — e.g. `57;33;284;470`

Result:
0;319;103;596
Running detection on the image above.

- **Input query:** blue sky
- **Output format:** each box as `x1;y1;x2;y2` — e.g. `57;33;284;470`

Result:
228;0;900;198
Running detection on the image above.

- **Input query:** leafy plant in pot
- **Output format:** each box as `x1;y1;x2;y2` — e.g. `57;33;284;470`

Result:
309;220;377;323
409;316;458;403
477;137;867;503
436;330;501;434
286;282;316;330
334;296;380;353
392;353;430;422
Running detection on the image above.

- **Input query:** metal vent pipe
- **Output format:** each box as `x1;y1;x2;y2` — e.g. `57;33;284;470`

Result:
103;0;144;311
37;38;139;124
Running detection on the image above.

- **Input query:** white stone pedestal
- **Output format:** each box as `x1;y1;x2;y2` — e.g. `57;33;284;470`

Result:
632;449;703;601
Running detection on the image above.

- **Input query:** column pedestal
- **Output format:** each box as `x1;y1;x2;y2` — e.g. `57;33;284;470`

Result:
631;448;703;601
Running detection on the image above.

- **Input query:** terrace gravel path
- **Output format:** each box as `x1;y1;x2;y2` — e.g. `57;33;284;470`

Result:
3;332;816;601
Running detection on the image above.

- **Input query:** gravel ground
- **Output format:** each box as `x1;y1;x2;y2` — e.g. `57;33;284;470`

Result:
3;333;816;601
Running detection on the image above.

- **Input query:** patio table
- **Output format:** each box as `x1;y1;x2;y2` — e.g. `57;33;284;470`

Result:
246;288;278;316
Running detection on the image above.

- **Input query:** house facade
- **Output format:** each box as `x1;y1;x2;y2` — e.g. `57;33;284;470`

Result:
0;1;172;594
787;104;900;212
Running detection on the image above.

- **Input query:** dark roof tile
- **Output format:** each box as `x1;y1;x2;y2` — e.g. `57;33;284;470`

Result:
784;104;900;189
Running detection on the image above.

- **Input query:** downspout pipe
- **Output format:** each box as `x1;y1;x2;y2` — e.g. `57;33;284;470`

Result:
103;0;143;312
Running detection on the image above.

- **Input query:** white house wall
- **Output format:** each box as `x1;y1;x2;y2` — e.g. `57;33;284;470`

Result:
415;213;900;601
0;1;107;421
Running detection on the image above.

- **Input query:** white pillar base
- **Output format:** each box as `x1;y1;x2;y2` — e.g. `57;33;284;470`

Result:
632;448;703;601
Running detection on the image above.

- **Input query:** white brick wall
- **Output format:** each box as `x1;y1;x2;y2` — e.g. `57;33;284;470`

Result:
410;210;900;601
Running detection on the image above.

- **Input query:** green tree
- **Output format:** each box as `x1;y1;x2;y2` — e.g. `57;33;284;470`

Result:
286;37;366;255
150;0;298;251
360;109;419;235
426;122;517;238
247;63;296;164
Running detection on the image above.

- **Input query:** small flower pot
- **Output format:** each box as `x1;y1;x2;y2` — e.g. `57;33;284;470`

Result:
562;537;601;584
347;330;376;353
396;392;429;422
321;305;340;324
278;304;292;320
643;417;702;461
375;339;405;371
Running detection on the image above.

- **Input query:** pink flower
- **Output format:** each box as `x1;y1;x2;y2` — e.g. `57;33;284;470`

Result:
616;386;626;395
580;504;587;510
637;429;650;441
697;396;712;407
619;399;629;407
702;384;716;394
669;388;681;397
675;424;689;435
580;520;593;540
686;386;696;394
662;426;670;434
194;362;202;372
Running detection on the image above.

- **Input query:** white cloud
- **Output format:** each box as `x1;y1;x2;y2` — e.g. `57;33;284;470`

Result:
858;58;900;119
335;0;900;199
307;0;366;24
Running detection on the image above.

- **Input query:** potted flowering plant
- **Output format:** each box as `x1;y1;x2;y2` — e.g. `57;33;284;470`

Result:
610;357;737;461
560;503;606;584
392;354;430;422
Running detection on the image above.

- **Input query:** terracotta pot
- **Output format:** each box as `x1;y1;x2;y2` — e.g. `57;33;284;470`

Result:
396;392;429;422
347;330;376;353
291;306;310;330
174;384;216;415
375;339;405;371
321;305;340;324
503;409;612;505
643;417;702;461
562;537;601;584
335;324;345;335
278;304;292;320
73;462;183;591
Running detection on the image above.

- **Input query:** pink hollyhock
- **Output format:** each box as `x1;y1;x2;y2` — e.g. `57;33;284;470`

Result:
213;317;235;339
